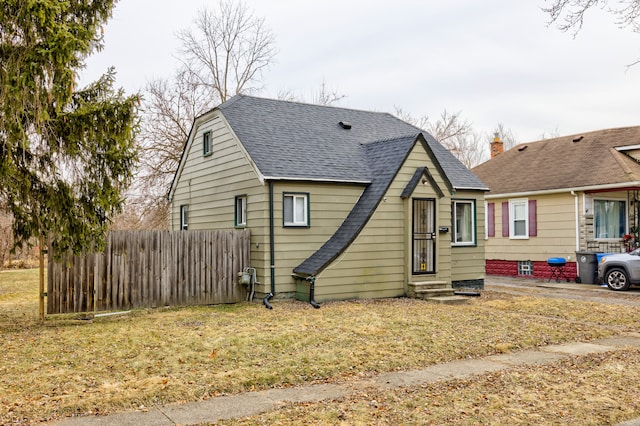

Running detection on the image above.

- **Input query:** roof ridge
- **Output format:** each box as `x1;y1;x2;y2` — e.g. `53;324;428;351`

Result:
520;125;640;144
224;93;400;116
364;133;422;145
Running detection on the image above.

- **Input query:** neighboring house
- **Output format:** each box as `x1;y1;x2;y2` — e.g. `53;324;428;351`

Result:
472;126;640;281
168;95;488;303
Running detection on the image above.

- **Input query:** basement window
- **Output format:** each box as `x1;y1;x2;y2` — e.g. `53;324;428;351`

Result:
518;260;533;276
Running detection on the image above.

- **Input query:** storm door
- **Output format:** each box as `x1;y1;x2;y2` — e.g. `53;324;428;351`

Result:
412;198;436;274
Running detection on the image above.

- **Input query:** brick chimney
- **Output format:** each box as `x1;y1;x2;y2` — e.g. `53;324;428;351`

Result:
490;132;504;159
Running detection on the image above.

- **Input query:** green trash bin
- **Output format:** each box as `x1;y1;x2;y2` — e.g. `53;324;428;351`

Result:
576;251;598;284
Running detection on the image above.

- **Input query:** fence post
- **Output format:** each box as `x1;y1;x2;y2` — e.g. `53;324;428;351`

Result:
39;235;45;322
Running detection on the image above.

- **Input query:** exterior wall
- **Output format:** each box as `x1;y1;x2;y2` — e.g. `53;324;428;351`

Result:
170;111;271;293
270;181;364;296
450;189;486;287
485;192;577;264
314;142;485;301
486;259;577;281
485;189;639;279
403;144;453;286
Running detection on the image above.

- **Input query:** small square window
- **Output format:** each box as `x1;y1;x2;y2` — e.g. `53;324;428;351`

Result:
203;131;212;156
235;195;247;227
518;260;533;276
283;193;309;227
180;205;188;230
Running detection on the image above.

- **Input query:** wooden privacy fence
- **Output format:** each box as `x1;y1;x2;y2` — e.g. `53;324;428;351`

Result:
47;229;251;314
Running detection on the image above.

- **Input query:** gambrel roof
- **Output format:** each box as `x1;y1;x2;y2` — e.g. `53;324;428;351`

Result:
473;126;640;196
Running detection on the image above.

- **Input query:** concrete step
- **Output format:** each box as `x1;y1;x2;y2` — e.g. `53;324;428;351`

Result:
414;288;456;298
409;280;449;290
407;281;462;302
424;295;470;305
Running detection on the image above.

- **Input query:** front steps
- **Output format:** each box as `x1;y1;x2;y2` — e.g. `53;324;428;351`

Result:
408;281;469;305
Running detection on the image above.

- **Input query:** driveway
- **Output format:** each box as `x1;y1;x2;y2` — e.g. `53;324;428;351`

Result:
485;275;640;307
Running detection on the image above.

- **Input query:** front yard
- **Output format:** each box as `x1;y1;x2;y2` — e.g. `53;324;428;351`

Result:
1;269;639;424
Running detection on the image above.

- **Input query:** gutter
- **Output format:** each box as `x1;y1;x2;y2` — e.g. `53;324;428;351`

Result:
484;181;640;200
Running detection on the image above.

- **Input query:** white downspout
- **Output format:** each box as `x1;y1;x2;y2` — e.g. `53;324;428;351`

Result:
571;191;580;252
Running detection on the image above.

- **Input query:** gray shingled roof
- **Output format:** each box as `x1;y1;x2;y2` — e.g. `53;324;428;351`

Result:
215;95;487;276
218;95;487;189
294;135;418;275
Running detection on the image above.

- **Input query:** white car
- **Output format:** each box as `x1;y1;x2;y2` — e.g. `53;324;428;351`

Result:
598;249;640;291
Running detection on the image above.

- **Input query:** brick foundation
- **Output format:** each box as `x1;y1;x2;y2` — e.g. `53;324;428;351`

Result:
486;259;577;282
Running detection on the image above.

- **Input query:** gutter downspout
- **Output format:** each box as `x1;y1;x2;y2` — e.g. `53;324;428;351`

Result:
264;180;275;309
571;191;580;252
292;275;321;309
307;276;321;309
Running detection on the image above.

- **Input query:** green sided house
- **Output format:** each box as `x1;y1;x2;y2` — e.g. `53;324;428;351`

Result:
472;126;640;282
168;95;488;304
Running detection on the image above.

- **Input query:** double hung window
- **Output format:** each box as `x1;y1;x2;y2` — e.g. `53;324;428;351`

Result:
283;193;309;227
452;200;475;245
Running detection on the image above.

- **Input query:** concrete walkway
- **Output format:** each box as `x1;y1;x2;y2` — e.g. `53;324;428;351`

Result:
52;334;640;426
51;279;640;426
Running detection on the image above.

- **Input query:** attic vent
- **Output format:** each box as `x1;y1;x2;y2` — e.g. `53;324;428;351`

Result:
339;121;352;130
518;145;528;152
572;136;584;142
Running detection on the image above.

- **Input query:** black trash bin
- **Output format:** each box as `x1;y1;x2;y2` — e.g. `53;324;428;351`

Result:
576;251;599;284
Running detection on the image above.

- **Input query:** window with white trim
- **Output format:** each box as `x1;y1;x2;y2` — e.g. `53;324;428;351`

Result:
235;195;247;227
283;193;309;227
509;199;528;238
203;131;212;156
452;200;475;245
594;199;626;239
180;205;188;230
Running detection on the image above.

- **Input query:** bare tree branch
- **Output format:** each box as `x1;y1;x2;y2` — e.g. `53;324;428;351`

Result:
176;0;277;103
118;1;277;230
394;107;488;168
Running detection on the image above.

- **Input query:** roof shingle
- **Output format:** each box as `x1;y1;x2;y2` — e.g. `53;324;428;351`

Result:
472;126;640;195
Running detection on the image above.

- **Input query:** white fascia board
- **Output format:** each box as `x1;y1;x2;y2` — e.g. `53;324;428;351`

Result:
485;182;640;199
615;144;640;151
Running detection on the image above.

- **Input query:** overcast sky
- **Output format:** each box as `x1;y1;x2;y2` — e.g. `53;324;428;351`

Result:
79;0;640;145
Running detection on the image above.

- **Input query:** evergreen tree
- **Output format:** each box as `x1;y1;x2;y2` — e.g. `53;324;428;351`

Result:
0;0;139;254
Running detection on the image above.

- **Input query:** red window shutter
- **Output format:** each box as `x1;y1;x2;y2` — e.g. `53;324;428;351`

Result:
502;202;509;237
529;200;537;237
487;202;495;237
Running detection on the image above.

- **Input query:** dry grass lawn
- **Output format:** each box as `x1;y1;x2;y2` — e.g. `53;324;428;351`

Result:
1;269;639;424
